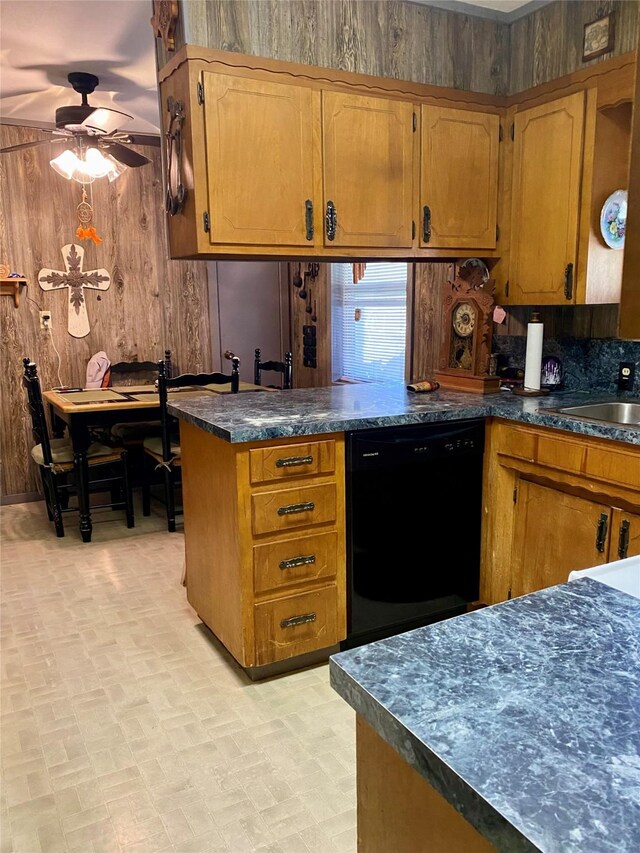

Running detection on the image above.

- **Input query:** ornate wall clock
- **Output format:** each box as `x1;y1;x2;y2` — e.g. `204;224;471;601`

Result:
434;263;500;394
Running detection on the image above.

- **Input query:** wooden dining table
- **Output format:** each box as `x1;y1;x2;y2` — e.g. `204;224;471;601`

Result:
44;382;272;542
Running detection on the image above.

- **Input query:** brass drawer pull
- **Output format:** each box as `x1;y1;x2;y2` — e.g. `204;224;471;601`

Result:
280;612;317;629
277;501;315;516
276;455;313;468
279;554;316;570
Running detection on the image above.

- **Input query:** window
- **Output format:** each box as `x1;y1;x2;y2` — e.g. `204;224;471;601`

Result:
331;262;409;384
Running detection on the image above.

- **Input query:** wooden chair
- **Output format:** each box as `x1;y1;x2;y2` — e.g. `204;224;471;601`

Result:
108;351;173;450
108;350;173;386
142;357;240;532
254;349;293;389
22;358;134;538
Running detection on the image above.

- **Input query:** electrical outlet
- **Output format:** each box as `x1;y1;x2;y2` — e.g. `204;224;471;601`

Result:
40;311;52;331
617;361;635;392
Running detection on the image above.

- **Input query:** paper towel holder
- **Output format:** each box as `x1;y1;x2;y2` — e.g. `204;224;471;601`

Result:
512;310;550;396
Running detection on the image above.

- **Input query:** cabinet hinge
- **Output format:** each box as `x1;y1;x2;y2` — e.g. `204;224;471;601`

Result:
510;122;514;141
513;486;518;504
496;224;500;243
203;211;210;233
505;280;510;298
507;587;513;600
499;124;503;142
412;220;416;240
413;112;417;132
197;81;204;105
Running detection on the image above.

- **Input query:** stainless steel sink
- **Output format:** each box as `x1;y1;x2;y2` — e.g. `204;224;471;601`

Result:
555;401;640;426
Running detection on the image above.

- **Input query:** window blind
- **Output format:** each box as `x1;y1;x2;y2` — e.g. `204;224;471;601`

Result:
331;262;408;384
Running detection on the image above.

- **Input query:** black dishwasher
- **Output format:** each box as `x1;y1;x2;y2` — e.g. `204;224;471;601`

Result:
344;419;485;649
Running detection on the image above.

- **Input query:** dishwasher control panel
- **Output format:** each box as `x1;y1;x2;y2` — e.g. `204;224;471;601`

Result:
348;419;485;470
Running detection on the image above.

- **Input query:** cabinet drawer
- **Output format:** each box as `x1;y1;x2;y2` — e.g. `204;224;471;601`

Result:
499;428;536;461
585;446;640;489
254;531;338;594
252;483;337;536
254;586;341;665
537;435;585;473
250;440;335;484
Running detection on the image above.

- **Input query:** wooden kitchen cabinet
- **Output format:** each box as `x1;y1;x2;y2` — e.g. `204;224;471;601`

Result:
610;508;640;560
158;45;504;260
511;480;611;598
420;105;499;249
201;73;318;247
322;91;414;248
180;423;346;672
481;419;640;605
509;92;586;305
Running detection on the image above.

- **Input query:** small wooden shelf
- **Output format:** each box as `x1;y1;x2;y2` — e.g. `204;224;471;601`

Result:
0;278;27;307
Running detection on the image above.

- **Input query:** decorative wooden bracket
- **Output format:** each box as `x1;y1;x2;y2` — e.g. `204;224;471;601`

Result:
0;278;27;307
0;264;27;306
151;0;179;51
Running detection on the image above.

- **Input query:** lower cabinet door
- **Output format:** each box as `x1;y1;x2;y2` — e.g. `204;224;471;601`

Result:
610;508;640;560
254;586;341;665
511;479;611;598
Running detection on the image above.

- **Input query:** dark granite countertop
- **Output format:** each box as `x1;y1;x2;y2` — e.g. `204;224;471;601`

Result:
168;383;640;445
330;578;640;853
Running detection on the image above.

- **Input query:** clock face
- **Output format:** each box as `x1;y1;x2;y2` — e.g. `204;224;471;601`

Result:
453;302;476;338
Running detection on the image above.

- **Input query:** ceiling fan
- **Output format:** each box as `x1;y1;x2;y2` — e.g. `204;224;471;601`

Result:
0;71;160;177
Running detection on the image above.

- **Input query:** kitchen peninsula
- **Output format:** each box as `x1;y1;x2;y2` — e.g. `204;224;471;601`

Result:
329;577;640;852
170;383;640;445
169;383;640;676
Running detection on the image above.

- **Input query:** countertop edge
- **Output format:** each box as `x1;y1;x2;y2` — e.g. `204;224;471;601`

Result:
169;396;640;446
329;655;537;853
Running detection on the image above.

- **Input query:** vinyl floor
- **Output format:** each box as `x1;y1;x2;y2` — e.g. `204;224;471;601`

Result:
1;499;356;853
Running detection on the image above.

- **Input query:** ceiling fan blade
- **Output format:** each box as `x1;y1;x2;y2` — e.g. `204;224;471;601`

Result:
80;107;133;135
0;137;64;154
120;134;162;148
100;140;151;168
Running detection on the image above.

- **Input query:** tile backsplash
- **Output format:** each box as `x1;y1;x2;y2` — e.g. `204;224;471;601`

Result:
492;336;640;394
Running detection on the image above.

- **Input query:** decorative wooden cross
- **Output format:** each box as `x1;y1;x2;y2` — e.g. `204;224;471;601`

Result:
39;244;110;338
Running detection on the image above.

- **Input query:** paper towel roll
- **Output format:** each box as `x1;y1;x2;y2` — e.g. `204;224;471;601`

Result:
524;312;544;391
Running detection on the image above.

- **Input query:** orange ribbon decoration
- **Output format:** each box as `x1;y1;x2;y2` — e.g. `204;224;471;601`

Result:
76;226;102;245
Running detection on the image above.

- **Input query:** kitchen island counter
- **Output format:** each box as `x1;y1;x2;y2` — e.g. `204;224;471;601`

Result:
168;383;640;446
329;578;640;852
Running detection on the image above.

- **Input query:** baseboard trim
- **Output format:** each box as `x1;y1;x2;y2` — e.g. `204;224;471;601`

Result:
1;492;43;506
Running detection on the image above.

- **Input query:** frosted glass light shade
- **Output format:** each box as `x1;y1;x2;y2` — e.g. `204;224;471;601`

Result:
49;149;81;179
49;147;127;183
78;147;112;179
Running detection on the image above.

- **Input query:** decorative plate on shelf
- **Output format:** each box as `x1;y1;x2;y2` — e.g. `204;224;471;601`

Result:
600;189;627;250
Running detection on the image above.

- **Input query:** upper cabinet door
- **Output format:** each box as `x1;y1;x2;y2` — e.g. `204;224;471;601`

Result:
203;73;316;247
322;92;414;248
510;92;585;304
420;106;499;249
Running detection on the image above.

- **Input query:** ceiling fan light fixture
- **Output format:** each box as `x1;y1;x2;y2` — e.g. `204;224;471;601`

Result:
103;153;127;182
81;147;114;178
49;147;127;183
49;149;82;180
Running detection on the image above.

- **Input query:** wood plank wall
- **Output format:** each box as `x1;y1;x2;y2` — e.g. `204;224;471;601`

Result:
0;125;211;498
172;0;510;95
288;263;333;389
510;0;639;94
